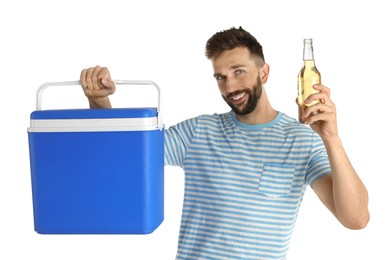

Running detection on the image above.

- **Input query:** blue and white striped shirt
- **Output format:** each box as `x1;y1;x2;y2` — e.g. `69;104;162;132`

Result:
165;111;331;260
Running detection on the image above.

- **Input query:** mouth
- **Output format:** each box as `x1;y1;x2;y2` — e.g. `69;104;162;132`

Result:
228;91;247;105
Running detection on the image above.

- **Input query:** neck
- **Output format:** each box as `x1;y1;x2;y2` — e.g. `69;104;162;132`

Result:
234;90;278;125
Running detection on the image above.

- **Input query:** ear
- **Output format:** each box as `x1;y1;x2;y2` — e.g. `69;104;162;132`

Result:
259;63;270;84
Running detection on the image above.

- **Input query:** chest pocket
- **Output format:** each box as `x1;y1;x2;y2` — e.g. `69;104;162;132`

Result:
258;163;295;198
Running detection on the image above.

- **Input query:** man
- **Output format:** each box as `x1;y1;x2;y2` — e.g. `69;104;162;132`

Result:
80;27;369;260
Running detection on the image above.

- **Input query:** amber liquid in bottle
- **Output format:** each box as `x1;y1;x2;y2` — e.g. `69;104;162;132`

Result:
297;39;321;123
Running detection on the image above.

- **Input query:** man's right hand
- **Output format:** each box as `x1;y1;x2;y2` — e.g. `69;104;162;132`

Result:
80;65;116;108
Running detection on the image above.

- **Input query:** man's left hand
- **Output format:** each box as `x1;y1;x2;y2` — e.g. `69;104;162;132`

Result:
302;84;338;141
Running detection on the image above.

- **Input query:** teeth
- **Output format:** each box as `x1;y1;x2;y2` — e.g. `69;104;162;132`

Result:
232;92;245;101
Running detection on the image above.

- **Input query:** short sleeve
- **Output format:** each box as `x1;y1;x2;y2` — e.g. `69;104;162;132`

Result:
306;132;331;185
164;117;198;167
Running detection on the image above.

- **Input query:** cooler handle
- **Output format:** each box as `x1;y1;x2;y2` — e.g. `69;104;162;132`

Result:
35;80;164;130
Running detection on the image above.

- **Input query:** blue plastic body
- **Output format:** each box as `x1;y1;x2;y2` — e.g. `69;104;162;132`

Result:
28;108;164;234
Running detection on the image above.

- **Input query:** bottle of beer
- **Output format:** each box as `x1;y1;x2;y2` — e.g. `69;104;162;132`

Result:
297;38;321;123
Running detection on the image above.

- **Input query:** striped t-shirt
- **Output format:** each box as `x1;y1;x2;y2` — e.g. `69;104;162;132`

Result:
164;111;331;260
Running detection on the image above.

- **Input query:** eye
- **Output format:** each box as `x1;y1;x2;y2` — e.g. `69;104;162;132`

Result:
215;75;226;81
235;69;245;76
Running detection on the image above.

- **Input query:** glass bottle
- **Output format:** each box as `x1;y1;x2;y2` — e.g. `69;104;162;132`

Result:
297;38;321;123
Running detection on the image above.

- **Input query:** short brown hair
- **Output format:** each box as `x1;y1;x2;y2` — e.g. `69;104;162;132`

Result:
205;26;265;67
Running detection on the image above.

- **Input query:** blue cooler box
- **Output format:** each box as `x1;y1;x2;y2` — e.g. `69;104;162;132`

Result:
27;81;164;234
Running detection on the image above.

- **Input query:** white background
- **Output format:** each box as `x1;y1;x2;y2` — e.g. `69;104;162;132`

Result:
1;0;389;259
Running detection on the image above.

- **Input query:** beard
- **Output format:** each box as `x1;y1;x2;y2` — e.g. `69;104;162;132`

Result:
222;76;263;116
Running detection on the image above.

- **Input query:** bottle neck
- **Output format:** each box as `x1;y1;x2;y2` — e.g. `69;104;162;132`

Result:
303;39;315;61
303;60;315;67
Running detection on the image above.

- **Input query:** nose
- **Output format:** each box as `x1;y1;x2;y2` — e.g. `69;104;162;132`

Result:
224;75;238;94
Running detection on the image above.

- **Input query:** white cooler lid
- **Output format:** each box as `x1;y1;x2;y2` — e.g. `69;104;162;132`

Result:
28;108;163;132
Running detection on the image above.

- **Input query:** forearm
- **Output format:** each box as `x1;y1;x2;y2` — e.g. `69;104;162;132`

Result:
88;97;112;109
324;136;370;229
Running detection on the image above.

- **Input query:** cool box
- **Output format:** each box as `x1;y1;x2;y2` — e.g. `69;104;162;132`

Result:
27;80;164;234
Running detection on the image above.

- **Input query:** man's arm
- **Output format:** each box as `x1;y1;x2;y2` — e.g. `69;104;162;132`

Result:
303;84;370;229
80;65;116;108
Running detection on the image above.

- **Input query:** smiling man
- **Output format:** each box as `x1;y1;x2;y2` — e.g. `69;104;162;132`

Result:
80;27;369;260
212;45;275;124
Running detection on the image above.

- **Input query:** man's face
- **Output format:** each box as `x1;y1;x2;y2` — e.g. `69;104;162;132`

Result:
212;47;263;116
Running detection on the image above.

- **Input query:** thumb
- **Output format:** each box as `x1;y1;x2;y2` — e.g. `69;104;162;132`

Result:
101;78;114;88
101;77;109;86
100;77;116;95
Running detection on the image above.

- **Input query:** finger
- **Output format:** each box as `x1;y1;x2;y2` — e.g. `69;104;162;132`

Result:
85;67;95;92
303;103;330;118
304;110;334;125
80;69;91;97
91;65;102;90
97;67;111;87
313;84;331;97
101;79;116;95
305;91;332;106
303;102;337;126
98;67;116;95
80;69;87;89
